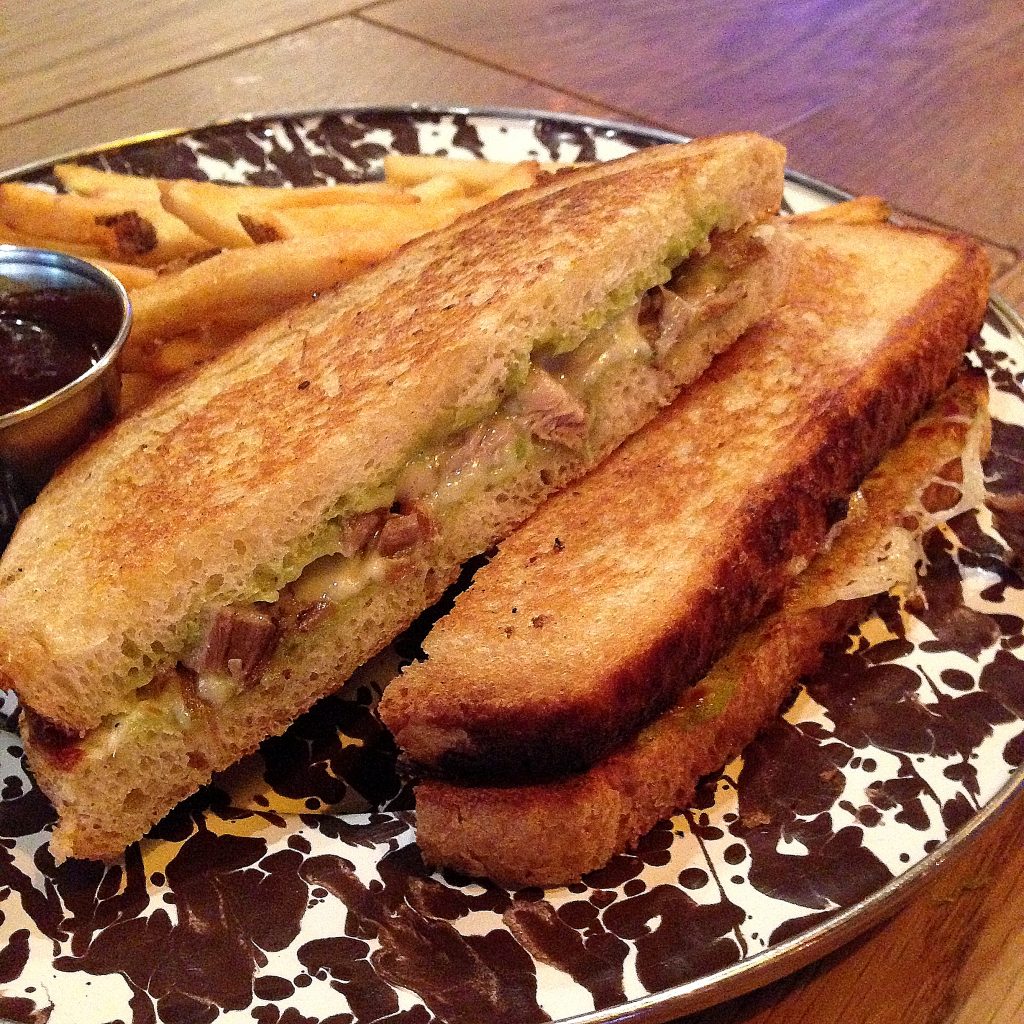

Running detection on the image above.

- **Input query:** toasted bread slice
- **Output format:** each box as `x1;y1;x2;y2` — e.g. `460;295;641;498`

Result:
381;220;990;780
0;133;784;736
4;135;791;862
413;371;991;886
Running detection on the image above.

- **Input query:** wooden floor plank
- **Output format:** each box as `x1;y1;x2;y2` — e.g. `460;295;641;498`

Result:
776;20;1024;251
369;0;904;133
0;17;620;172
1;0;365;128
367;0;1024;246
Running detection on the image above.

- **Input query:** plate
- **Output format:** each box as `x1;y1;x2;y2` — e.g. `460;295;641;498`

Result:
2;107;1024;1024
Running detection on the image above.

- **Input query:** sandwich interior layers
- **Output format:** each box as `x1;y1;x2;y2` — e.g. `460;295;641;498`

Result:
379;220;991;780
413;371;991;887
22;223;786;844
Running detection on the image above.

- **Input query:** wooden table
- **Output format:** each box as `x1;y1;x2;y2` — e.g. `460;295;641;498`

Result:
2;3;1022;1023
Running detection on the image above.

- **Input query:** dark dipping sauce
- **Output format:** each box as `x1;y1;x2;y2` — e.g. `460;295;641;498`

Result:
0;285;119;415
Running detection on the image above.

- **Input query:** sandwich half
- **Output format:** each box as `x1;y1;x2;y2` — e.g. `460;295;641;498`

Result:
380;219;991;781
413;369;991;886
0;133;789;862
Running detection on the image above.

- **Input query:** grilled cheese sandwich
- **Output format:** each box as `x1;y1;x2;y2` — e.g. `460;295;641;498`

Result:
0;133;790;861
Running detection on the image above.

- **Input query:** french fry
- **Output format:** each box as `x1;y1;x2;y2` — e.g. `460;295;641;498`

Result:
126;236;377;346
0;183;120;245
0;220;158;290
164;177;409;207
261;183;414;207
99;207;212;267
0;183;210;266
90;258;159;291
149;337;224;378
0;219;107;259
476;162;540;201
249;199;477;243
159;178;417;249
7;157;576;409
408;175;467;202
160;181;255;248
790;195;891;225
53;164;162;202
383;153;535;192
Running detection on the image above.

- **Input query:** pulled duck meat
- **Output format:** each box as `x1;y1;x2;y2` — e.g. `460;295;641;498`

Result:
183;605;279;684
511;367;587;450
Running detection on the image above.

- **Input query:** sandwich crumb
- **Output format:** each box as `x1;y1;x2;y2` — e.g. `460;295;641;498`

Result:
531;614;550;629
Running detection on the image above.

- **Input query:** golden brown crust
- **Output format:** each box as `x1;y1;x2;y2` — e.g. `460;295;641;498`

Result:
0;134;786;734
25;253;787;865
413;372;991;887
381;221;991;780
15;208;792;864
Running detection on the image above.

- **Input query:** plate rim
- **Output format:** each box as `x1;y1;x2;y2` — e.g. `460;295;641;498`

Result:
0;101;854;205
564;765;1024;1023
6;103;1020;322
3;102;1023;1024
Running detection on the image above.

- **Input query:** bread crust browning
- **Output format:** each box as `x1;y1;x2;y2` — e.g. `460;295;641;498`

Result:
19;233;791;863
0;134;786;734
382;221;991;780
413;372;990;887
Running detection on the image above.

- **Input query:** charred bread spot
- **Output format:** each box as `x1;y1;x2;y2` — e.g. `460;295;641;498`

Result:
95;211;158;256
23;709;84;770
825;495;850;528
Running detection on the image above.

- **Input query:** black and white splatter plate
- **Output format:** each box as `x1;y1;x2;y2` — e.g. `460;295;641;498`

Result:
1;107;1023;1024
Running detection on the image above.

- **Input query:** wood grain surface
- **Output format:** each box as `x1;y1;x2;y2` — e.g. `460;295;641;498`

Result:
1;2;1022;1023
1;0;365;127
0;16;618;171
367;0;1024;247
996;263;1024;311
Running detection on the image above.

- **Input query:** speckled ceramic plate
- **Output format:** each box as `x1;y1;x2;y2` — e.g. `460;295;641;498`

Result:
2;107;1024;1024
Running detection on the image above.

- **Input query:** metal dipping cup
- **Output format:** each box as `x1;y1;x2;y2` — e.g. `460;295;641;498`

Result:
0;245;132;493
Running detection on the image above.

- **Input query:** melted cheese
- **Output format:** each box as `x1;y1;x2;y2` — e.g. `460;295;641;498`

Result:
291;551;388;605
551;307;652;396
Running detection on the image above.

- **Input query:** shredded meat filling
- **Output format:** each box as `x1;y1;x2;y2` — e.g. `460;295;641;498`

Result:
637;287;666;342
377;504;434;556
183;605;279;685
337;509;386;556
512;367;588;450
23;709;84;769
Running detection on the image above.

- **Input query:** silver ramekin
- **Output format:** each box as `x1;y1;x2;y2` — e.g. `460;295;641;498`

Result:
0;245;132;490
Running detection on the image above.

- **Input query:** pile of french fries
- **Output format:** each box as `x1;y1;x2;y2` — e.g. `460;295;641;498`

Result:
0;156;553;414
1;153;889;418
